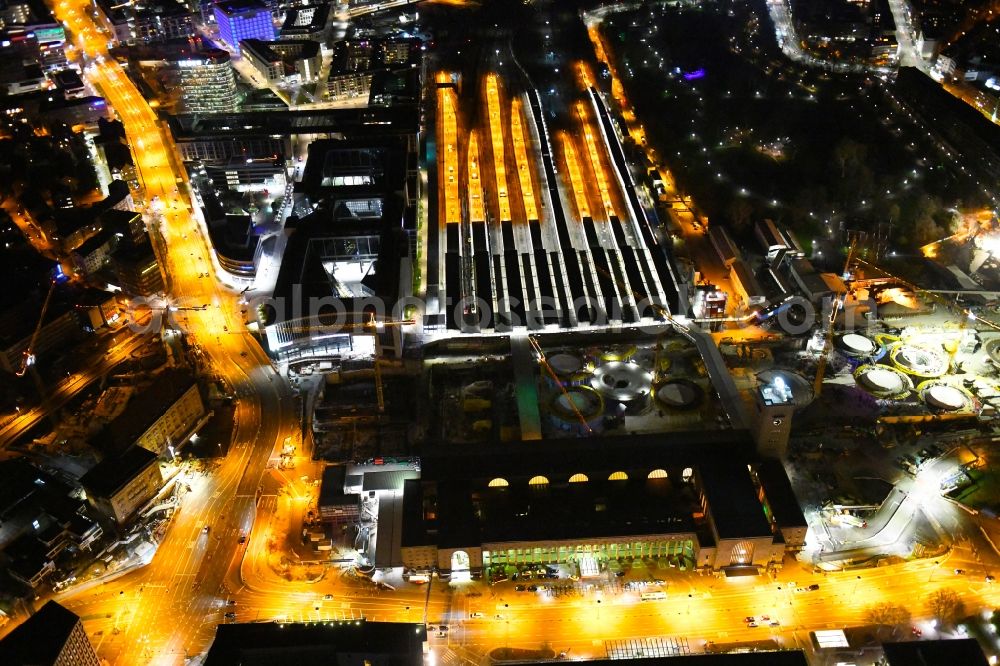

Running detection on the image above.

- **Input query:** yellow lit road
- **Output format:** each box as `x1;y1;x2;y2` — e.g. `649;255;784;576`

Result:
49;1;299;664
35;3;1000;665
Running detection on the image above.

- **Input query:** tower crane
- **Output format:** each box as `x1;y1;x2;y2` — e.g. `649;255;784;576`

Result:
528;335;592;434
16;280;57;377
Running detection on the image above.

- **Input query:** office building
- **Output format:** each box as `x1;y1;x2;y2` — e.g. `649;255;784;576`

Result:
400;434;791;576
240;38;321;84
213;0;275;50
204;620;425;666
80;446;162;524
133;0;194;43
111;241;164;296
177;48;238;114
0;601;101;666
279;3;331;41
751;375;795;457
99;369;206;457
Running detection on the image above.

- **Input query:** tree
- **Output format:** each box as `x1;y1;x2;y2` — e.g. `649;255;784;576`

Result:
928;589;964;627
865;601;910;636
833;138;867;179
727;198;754;234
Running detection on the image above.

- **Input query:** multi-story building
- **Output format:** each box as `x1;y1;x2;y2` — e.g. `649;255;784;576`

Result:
71;228;119;278
279;3;331;41
213;0;275;50
326;39;375;101
80;446;162;524
100;369;206;457
240;38;321;84
0;1;31;29
133;0;195;43
0;601;101;666
326;37;422;104
177;48;238;114
400;434;799;576
111;241;164;296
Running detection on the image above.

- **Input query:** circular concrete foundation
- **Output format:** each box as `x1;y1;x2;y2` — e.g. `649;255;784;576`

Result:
549;352;584;376
925;384;966;410
855;365;913;399
653;379;702;409
890;344;948;377
840;333;877;356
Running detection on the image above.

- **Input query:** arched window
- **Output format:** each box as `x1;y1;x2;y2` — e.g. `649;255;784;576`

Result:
647;469;668;479
488;478;509;488
681;467;694;482
528;475;550;486
568;473;589;483
608;471;628;481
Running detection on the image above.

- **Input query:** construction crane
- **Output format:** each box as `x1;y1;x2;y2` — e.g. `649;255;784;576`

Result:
813;232;863;397
16;280;57;377
272;314;412;413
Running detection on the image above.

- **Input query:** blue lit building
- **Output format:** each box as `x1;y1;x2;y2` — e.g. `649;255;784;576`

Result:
213;0;275;50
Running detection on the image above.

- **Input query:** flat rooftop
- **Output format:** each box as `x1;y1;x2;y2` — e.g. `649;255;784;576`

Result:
79;445;157;498
435;475;699;549
204;620;426;666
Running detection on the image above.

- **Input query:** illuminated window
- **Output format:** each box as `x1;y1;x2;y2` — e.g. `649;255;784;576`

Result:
528;475;549;486
488;477;509;488
608;471;628;481
647;469;668;479
568;473;589;483
681;467;694;482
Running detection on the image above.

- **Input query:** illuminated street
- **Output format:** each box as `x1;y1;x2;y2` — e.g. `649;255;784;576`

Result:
0;0;999;664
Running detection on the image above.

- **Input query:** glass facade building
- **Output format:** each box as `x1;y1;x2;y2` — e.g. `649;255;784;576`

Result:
213;0;275;50
178;49;238;114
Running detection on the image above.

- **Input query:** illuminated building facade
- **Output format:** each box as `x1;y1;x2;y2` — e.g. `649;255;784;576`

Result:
177;49;238;114
401;434;794;576
213;0;275;50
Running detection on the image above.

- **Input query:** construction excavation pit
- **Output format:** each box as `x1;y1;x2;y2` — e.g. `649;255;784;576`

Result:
889;344;948;378
547;385;605;433
918;382;975;412
652;379;702;410
854;365;914;400
836;333;877;357
548;352;585;377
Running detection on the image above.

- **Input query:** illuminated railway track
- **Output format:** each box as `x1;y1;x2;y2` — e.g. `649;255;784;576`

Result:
436;72;461;227
559;132;591;221
510;97;539;222
485;74;512;223
467;130;486;223
575;101;617;222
